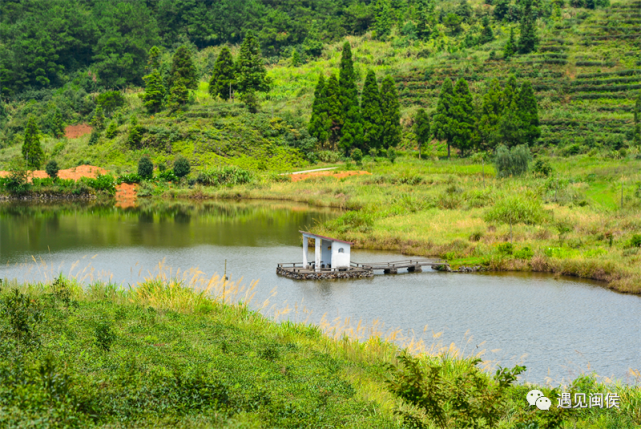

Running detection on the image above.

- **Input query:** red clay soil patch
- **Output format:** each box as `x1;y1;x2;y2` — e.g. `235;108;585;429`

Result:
0;165;108;182
65;124;93;139
115;183;138;209
290;170;371;182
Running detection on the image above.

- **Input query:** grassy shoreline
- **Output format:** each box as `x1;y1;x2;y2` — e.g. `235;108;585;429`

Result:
1;275;639;428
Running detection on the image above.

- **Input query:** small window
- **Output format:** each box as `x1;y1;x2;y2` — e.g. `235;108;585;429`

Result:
338;248;344;253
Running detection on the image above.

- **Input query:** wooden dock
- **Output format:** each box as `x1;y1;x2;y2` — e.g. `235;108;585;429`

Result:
277;258;449;279
352;258;448;274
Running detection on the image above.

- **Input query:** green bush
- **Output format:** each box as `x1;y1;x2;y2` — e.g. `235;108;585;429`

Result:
94;320;116;351
45;160;59;178
532;159;553;176
387;147;397;163
497;243;514;255
83;174;116;194
118;173;142;184
138;157;154;180
514;246;534;259
494;144;531;178
630;234;641;248
174;157;191;178
157;170;178;182
196;166;253;186
351;148;363;163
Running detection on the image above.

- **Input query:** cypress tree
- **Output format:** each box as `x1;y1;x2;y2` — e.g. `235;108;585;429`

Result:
503;75;519;108
325;74;343;149
516;81;541;145
236;31;269;95
479;16;495;44
128;115;144;148
374;0;394;40
450;78;476;156
361;70;383;149
339;41;362;153
167;79;189;111
380;75;402;149
91;105;106;131
208;46;235;100
169;46;198;90
22;116;44;169
634;92;641;146
414;108;431;158
308;74;330;146
105;121;118;139
504;27;516;59
499;99;525;147
479;78;504;150
147;46;162;72
291;49;300;67
302;20;324;57
52;108;65;138
142;69;166;113
432;78;456;158
416;0;436;40
518;0;539;54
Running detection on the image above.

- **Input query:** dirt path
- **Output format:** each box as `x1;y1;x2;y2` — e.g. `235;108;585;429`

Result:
65;124;92;139
289;170;371;182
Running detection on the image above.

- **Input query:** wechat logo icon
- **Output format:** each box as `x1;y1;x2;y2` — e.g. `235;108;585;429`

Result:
527;390;551;411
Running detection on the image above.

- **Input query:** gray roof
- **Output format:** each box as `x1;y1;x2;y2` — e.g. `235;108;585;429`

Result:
299;231;353;245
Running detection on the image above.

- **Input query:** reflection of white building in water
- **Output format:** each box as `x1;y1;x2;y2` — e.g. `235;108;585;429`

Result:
300;231;352;272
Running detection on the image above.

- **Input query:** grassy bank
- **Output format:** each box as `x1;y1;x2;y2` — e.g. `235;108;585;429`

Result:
143;154;641;295
0;274;639;428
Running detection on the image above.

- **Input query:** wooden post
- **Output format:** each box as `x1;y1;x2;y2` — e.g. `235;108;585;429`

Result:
315;239;321;273
302;236;308;268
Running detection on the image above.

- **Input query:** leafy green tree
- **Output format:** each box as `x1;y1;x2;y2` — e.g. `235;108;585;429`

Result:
308;74;330;147
380;75;402;149
485;193;544;242
351;148;363;163
167;79;189;111
504;27;516;59
302;20;324;57
456;0;474;22
503;75;519;107
128;116;144;148
105;121;118;139
142;69;166;113
169;46;198;90
479;16;495;44
326;74;343;149
240;90;259;113
22;116;44;169
414;108;431;158
479;79;504;151
494;0;510;20
291;49;300;67
634;92;641;146
208;46;235;101
88;128;100;146
236;32;269;95
374;0;394;40
494;144;532;177
450;78;476;156
518;0;539;54
138;157;153;180
96;91;126;115
416;0;437;40
499;100;525;147
51;108;65;138
147;45;162;72
174;156;190;178
46;160;59;178
515;81;540;145
339;41;362;153
361;70;383;149
432;78;456;158
91;105;106;131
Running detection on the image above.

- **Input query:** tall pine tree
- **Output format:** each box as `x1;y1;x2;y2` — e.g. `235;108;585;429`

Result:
326;74;343;150
374;0;394;40
308;74;330;147
303;20;324;57
339;41;362;153
22;116;44;169
380;75;402;149
360;70;383;149
236;32;269;95
516;81;541;145
147;46;162;72
479;78;504;151
414;108;431;158
416;0;437;40
503;75;519;107
504;27;516;59
52;108;65;138
91;105;105;130
209;46;235;100
291;49;300;67
450;78;476;156
479;16;495;44
432;78;456;158
518;0;539;54
142;69;166;113
169;46;198;90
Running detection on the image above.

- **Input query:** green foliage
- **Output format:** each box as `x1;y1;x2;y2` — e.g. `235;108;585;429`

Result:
504;27;516;59
518;0;539;54
416;0;437;40
533;159;553;176
142;69;166;113
96;91;126;115
174;157;191;178
105;121;118;139
240;90;260;113
630;234;641;248
451;78;476;156
326;74;343;148
555;219;573;245
83;174;116;194
45;160;59;178
167;79;189;111
361;70;383;149
634;92;641;146
169;46;198;90
497;242;514;254
127;116;144;148
196;166;253;186
118;173;141;184
236;32;269;95
0;289;43;346
351;148;363;163
485;195;547;227
414;108;431;155
516;81;541;145
494;144;532;177
138;157;154;180
208;46;235;101
387;147;397;163
514;246;534;259
51;108;65;138
302;20;324;57
88;128;100;146
433;78;455;157
339;41;363;154
94;320;116;351
479;16;495;44
479;79;503;150
380;75;402;149
309;74;330;146
22;117;44;169
90;105;106;131
374;0;394;40
291;48;300;67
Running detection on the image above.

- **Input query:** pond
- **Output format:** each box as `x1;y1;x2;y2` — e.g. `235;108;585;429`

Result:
1;200;640;384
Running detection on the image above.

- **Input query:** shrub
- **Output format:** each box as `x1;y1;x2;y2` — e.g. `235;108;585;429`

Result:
317;151;341;163
351;148;363;163
157;170;178;182
88;129;100;146
532;159;553;176
387;147;397;163
630;234;641;248
45;160;59;178
118;173;141;184
138;157;154;180
196;166;253;186
174;157;191;178
514;246;534;259
494;144;531;178
94;320;116;351
83;174;116;194
497;243;514;255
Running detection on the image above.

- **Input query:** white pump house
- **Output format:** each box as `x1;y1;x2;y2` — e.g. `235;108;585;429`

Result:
300;231;352;272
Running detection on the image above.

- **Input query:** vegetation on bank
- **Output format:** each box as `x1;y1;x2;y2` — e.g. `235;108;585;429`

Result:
0;275;639;428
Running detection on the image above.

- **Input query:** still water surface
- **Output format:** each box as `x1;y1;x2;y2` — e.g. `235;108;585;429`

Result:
1;200;640;384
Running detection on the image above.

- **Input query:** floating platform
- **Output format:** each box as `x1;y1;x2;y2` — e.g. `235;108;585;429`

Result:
277;258;449;280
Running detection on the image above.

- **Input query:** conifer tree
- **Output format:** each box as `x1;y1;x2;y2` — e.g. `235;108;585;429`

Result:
414;108;431;158
147;46;162;72
518;0;539;54
339;41;362;153
308;74;330;146
325;74;343;149
432;78;456;158
142;69;166;113
208;46;235;100
634;92;641;146
503;75;519;107
52;108;65;138
374;0;394;40
516;81;541;145
479;16;495;44
450;78;476;156
499;99;525;147
479;78;504;150
105;121;118;139
302;20;324;57
91;105;106;131
169;46;198;90
236;32;269;95
416;0;436;40
167;79;189;111
361;70;383;149
291;49;300;67
380;75;402;149
128;115;144;148
504;27;516;59
22;116;44;169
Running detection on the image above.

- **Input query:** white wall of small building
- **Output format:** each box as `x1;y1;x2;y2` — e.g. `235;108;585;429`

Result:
331;242;351;268
321;240;332;267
